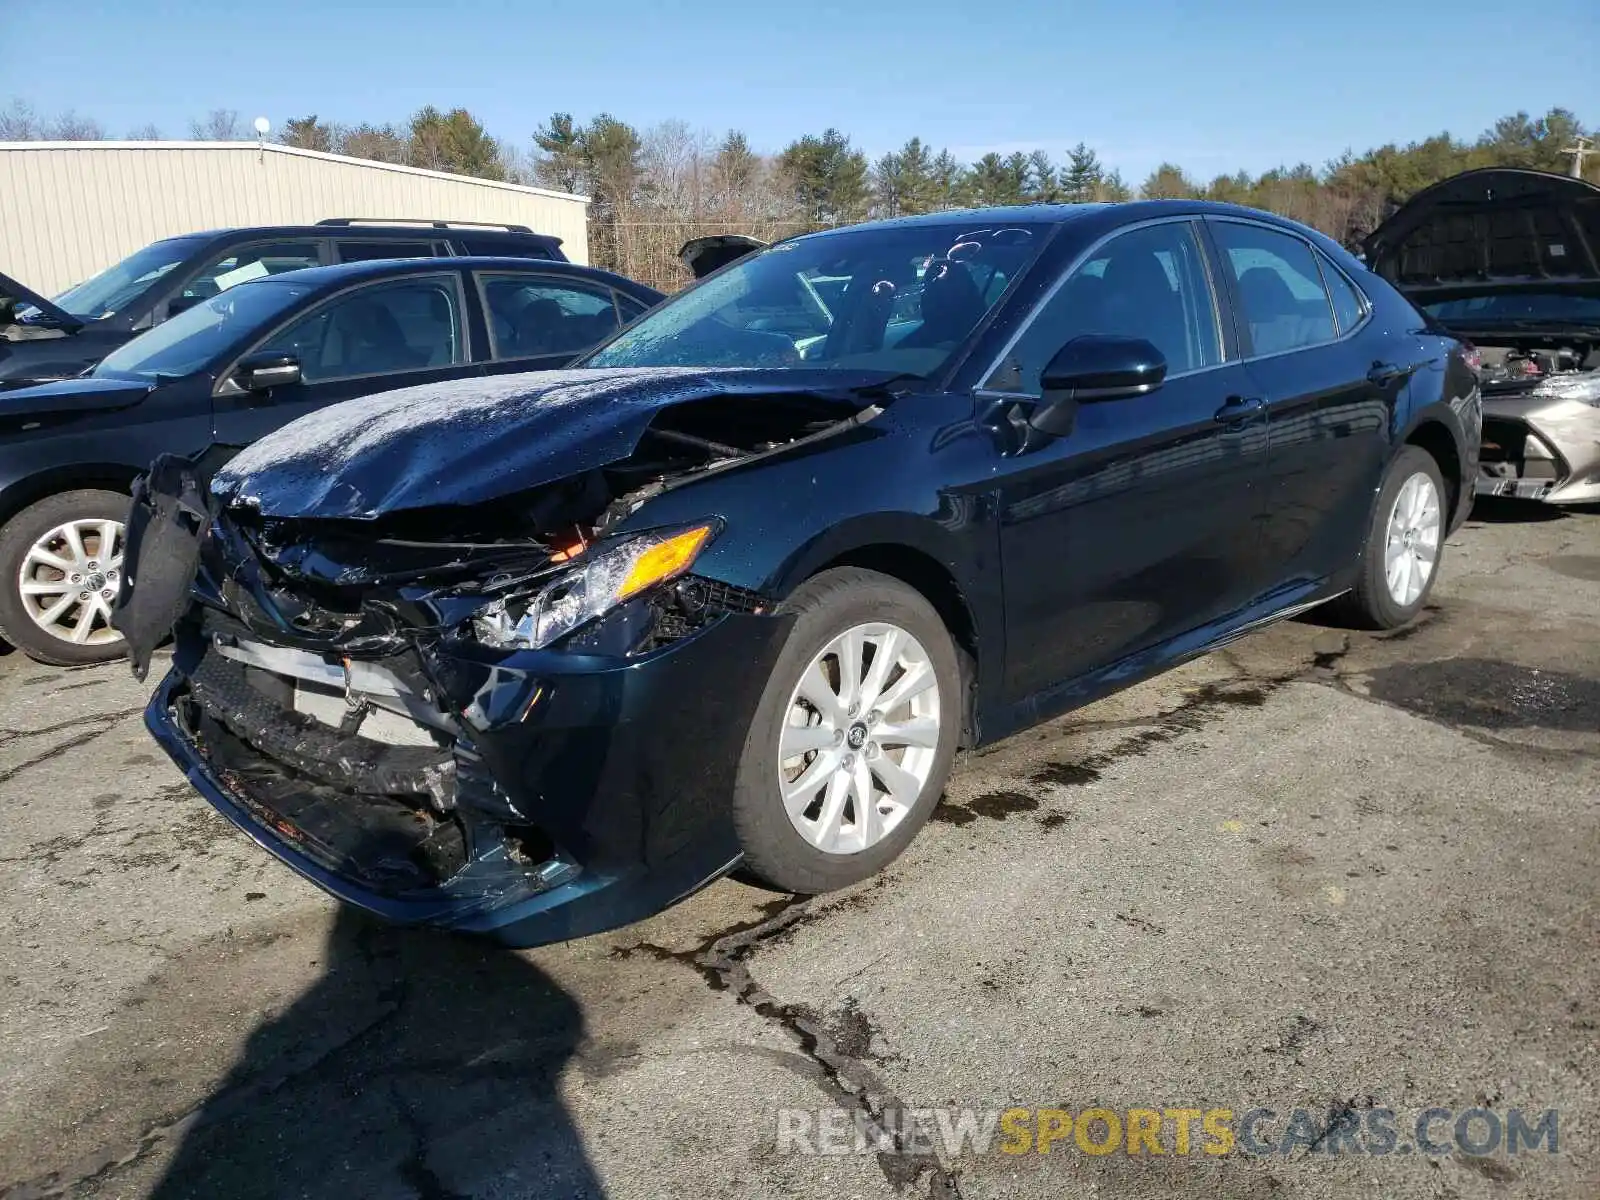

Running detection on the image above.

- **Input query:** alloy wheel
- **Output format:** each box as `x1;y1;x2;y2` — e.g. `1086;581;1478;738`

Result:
778;621;942;854
1383;471;1441;607
18;519;125;647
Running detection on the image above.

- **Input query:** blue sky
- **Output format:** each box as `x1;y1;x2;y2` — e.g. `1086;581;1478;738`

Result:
2;0;1596;183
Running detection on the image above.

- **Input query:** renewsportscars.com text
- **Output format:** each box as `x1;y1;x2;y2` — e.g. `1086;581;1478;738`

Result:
776;1105;1559;1159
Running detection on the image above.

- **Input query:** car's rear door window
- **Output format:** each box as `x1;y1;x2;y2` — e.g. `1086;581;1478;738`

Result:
1209;222;1338;355
478;274;624;359
253;275;464;382
616;292;650;323
984;220;1222;393
333;240;445;264
1316;252;1368;335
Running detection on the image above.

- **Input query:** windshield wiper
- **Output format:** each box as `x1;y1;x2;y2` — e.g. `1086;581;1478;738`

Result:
1452;317;1600;331
836;371;928;398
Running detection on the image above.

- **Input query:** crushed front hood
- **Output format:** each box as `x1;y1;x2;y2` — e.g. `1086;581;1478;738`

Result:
213;366;884;520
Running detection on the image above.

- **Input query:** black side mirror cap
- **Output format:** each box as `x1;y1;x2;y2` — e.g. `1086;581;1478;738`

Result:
235;352;302;391
1029;335;1167;436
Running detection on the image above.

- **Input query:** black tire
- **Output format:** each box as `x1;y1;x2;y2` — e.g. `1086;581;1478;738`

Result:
731;567;962;894
0;489;131;666
1330;446;1447;631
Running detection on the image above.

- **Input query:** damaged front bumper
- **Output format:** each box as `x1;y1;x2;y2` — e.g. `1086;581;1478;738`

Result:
1475;386;1600;505
146;600;790;948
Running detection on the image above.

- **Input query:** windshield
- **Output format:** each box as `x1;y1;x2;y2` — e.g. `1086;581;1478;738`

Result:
42;237;206;321
1423;292;1600;323
95;279;315;379
585;221;1047;376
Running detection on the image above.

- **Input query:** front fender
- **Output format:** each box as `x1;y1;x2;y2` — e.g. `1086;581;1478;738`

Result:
613;394;1005;709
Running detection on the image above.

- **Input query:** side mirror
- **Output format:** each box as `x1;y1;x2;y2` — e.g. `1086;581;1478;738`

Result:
1029;335;1167;436
235;352;302;392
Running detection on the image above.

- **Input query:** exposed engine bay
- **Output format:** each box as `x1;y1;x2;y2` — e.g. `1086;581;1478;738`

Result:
1468;340;1600;502
1476;341;1598;395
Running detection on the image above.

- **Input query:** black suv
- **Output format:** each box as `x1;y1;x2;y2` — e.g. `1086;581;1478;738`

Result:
0;219;568;388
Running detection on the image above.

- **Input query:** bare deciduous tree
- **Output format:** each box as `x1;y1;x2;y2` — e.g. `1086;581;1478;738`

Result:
190;109;242;141
0;99;41;140
47;111;106;140
337;123;409;164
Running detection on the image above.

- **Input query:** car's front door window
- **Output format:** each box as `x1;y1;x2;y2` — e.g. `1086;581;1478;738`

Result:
253;276;464;383
167;242;324;319
985;221;1222;393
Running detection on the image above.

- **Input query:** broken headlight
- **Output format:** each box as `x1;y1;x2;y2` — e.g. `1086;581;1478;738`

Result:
472;522;718;650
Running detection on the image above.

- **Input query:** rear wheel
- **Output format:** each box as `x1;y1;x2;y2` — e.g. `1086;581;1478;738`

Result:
1333;446;1446;630
732;567;961;893
0;490;130;666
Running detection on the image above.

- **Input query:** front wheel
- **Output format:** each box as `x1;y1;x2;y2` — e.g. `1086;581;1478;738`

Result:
1334;446;1447;630
0;490;131;666
732;567;961;893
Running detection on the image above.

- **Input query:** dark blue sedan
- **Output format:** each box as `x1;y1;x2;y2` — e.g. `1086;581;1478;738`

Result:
0;256;661;663
121;202;1481;946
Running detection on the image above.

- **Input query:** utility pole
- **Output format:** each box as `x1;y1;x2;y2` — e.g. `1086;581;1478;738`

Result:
1561;135;1595;179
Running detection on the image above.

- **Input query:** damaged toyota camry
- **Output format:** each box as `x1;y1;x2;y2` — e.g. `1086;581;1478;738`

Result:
118;202;1481;946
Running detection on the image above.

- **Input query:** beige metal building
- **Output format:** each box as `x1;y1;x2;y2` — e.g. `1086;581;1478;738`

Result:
0;141;590;294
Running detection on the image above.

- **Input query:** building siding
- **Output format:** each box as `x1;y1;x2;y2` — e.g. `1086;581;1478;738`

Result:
0;142;590;295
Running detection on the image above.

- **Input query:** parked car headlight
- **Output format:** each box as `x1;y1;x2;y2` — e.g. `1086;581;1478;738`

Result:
472;523;717;650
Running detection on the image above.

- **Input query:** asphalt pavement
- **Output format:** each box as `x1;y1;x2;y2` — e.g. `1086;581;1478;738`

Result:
1;498;1596;1200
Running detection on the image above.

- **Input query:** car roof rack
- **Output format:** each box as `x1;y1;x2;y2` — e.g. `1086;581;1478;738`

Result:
315;218;536;233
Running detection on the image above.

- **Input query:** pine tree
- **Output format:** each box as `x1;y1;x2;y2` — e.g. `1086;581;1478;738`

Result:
1027;150;1057;202
532;113;587;194
1062;142;1103;203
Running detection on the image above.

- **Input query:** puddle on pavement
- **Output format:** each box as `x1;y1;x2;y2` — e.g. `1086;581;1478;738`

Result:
933;790;1039;824
1542;555;1600;583
1364;658;1600;732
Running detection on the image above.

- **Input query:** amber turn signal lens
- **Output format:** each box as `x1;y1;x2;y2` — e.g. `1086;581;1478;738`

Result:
617;525;713;601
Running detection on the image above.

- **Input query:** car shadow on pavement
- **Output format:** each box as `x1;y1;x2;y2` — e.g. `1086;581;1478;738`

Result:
147;905;606;1200
1466;496;1571;523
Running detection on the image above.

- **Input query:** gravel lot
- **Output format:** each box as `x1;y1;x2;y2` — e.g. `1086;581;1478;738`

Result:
1;499;1596;1200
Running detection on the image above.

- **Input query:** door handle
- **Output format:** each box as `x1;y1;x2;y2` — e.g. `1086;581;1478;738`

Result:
1367;361;1413;387
1213;395;1265;425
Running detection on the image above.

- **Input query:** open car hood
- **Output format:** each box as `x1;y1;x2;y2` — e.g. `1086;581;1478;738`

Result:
212;366;889;520
678;235;768;279
0;268;82;333
1363;168;1600;308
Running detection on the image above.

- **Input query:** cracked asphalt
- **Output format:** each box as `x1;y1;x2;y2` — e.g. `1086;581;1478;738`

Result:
1;498;1597;1200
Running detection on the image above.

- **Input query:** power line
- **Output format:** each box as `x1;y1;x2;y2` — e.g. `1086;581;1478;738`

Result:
1561;136;1595;179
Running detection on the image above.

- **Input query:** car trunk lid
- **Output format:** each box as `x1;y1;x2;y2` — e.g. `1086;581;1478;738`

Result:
678;235;768;279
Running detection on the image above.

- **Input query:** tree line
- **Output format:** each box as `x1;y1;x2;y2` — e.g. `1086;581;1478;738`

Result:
3;97;1593;291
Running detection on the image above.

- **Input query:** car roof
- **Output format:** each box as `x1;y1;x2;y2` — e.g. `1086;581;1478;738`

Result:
775;201;1359;273
787;200;1337;241
172;224;560;242
243;256;660;296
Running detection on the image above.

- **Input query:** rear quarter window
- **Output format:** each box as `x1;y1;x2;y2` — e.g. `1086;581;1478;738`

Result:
458;237;556;260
